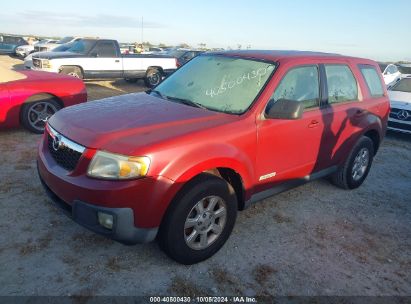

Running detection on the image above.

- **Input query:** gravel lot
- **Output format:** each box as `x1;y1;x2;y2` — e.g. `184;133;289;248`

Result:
0;55;410;298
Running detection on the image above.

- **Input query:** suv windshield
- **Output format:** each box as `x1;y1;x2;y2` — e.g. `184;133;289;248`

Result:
67;40;96;54
53;42;74;52
154;55;276;114
57;36;74;44
390;78;411;93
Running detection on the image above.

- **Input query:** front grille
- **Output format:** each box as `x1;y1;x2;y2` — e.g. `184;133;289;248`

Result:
32;58;42;68
34;46;48;52
47;130;84;171
388;121;411;132
390;108;411;122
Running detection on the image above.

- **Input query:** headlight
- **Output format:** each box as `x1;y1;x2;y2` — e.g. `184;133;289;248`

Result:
42;59;51;68
87;151;150;180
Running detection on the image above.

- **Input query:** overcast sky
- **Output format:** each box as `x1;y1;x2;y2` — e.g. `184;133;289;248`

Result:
1;0;410;62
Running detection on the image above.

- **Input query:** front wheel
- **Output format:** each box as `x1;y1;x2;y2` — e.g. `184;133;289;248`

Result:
144;69;162;88
21;98;62;133
59;66;83;79
331;136;374;189
158;174;237;264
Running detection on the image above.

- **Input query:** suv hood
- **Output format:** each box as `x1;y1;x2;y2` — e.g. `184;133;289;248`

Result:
49;93;235;154
388;90;411;108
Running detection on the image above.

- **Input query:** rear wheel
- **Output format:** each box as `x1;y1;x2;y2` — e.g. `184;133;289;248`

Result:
21;97;62;133
158;173;237;264
331;136;374;189
59;66;83;79
144;68;162;88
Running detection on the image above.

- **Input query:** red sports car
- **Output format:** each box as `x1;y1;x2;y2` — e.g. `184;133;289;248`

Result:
0;64;87;133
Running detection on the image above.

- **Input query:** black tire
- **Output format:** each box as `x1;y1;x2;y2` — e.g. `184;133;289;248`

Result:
59;66;83;79
158;173;238;265
21;97;62;134
124;78;138;83
331;136;374;189
144;68;162;88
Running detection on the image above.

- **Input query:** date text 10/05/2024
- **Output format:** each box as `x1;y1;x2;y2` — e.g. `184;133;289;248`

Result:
149;296;257;303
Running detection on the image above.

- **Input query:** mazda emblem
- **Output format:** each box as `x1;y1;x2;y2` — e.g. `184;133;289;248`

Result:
52;135;62;151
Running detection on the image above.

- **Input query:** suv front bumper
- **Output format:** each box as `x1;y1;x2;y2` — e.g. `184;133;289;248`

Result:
38;166;158;244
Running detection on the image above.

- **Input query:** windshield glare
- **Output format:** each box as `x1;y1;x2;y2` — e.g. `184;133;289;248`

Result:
67;40;95;54
155;55;276;114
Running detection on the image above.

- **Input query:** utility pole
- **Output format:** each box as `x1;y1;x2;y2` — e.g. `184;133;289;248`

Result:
141;16;144;45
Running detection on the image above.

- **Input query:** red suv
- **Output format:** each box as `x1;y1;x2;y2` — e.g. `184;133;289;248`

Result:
37;51;389;264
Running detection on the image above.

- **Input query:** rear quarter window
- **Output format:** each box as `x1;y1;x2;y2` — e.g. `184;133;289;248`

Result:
325;64;358;104
359;65;384;97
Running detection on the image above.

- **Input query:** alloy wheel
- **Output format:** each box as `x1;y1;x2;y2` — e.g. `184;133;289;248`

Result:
352;147;370;181
184;195;227;250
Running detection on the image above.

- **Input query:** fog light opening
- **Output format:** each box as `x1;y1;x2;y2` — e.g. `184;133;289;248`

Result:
97;212;114;230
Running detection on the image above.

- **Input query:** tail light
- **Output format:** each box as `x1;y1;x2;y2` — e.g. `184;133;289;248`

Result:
176;58;181;68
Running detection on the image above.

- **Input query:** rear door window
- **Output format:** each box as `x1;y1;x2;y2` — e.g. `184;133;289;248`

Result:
359;65;384;97
270;65;320;110
325;65;358;104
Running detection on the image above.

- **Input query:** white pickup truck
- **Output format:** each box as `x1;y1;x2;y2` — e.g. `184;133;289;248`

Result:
30;39;178;87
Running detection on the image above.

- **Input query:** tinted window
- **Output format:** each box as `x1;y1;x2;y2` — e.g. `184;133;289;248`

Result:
271;65;320;109
94;41;117;57
183;52;195;59
359;66;384;97
3;36;21;44
391;78;411;93
325;65;358;104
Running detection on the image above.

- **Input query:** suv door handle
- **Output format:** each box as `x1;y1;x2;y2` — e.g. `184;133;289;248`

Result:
308;120;320;128
115;59;120;63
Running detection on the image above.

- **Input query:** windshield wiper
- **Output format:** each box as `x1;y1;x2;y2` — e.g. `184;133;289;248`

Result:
149;89;168;100
147;90;207;109
166;96;207;109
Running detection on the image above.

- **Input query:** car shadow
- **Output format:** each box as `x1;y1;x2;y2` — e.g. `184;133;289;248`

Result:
85;79;146;101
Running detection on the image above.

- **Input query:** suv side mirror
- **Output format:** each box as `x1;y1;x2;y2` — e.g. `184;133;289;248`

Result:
91;52;99;57
265;99;304;120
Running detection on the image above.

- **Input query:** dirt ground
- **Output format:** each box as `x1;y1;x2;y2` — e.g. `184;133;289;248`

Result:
0;55;410;297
